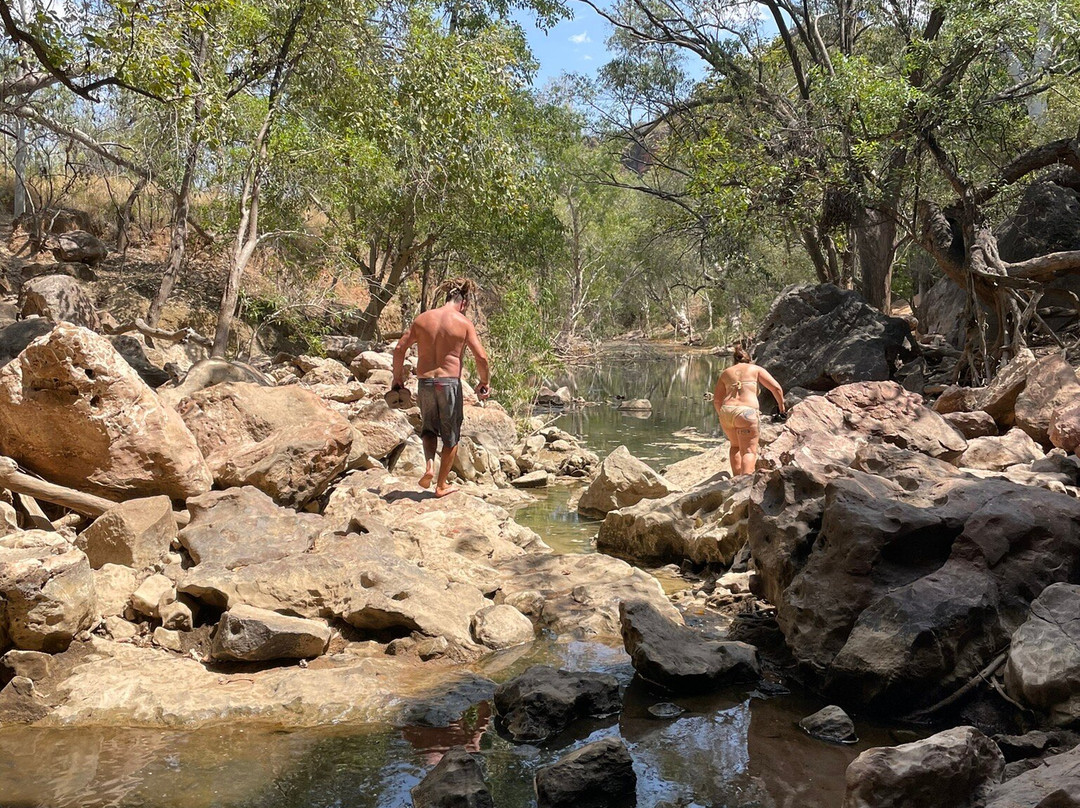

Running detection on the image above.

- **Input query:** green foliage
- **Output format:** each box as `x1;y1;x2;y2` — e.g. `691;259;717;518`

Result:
484;279;560;417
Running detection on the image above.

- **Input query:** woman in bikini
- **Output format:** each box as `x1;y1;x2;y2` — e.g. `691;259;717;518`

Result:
713;344;786;476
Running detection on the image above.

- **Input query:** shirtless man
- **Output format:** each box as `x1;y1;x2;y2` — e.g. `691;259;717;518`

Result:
392;278;490;497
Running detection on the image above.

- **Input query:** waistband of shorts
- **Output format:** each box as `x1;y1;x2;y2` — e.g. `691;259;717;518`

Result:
418;377;461;387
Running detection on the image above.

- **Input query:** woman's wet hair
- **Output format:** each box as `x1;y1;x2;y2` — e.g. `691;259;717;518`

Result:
732;343;753;363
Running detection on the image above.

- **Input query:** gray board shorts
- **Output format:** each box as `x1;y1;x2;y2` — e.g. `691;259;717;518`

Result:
417;377;464;447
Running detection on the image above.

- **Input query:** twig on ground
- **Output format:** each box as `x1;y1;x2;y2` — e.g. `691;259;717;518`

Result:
904;650;1008;721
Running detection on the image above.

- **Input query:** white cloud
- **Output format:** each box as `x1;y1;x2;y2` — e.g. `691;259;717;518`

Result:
570;32;592;44
582;54;593;60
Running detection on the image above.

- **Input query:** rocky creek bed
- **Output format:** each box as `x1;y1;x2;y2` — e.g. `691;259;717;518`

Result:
3;283;1080;807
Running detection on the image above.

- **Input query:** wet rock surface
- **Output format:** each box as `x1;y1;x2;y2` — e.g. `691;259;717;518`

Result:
412;747;495;808
493;665;621;743
619;599;760;692
534;737;637;808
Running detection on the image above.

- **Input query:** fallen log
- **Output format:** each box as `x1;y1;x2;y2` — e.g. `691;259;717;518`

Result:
0;457;190;527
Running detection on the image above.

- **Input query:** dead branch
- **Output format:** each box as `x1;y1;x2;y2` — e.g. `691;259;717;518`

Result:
0;456;190;527
104;318;213;349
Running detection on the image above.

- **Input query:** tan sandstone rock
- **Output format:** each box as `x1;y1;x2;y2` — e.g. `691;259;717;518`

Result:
955;428;1045;471
1050;398;1080;454
76;495;176;570
18;275;101;331
0;530;97;652
211;604;331;662
577;445;680;517
177;382;353;508
1013;352;1080;446
0;323;212;501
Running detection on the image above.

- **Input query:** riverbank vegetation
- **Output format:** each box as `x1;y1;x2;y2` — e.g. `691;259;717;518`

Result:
2;0;1079;394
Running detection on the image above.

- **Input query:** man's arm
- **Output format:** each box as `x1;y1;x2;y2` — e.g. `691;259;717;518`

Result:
392;325;416;388
466;322;491;399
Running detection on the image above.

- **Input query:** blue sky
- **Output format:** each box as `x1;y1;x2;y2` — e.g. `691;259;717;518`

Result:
520;1;615;87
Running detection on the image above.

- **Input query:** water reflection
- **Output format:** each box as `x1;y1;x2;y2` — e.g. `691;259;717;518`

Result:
0;638;915;808
517;351;726;554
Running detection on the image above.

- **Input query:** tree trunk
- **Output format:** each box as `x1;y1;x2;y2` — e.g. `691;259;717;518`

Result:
211;4;306;356
148;33;206;327
855;206;897;311
116;175;148;257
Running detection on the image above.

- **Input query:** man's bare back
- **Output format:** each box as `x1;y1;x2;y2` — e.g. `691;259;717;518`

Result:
392;282;490;497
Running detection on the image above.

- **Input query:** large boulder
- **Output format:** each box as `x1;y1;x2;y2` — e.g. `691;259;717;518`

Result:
1005;583;1080;725
460;403;518;454
411;747;494;808
619;599;760;692
347;399;414;468
577;446;679;517
49;230;108;264
761;381;966;470
0;531;96;652
0;319;53;367
177;382;353;508
0;323;212;501
942;410;998;440
1014;353;1080;446
177;488;485;647
597;475;751;566
955;428;1045;471
1051;398;1080;454
534;738;637;808
76;496;176;570
983;744;1080;808
493;665;621;743
749;442;1080;711
975;348;1038;428
210;605;331;662
18;274;101;331
751;284;913;393
843;726;1004;808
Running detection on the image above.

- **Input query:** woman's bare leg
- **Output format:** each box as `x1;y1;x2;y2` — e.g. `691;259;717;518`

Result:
720;423;743;475
735;423;760;475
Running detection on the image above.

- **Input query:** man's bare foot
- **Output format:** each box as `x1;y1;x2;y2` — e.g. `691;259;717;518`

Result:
435;485;459;498
418;471;434;489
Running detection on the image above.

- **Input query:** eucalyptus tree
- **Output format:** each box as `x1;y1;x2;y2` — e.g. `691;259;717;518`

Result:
284;4;567;339
588;0;1080;330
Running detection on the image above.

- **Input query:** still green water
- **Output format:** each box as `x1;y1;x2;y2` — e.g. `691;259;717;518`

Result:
0;346;917;808
514;346;727;555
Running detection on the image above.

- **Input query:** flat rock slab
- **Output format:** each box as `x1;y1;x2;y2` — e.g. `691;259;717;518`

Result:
619;599;760;692
493;665;621;743
534;737;637;808
211;604;330;662
984;744;1080;808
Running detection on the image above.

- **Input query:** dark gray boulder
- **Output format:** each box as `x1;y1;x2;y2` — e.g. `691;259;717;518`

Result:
411;747;494;808
0;319;53;367
534;737;636;808
493;665;621;743
984;744;1080;808
49;230;108;264
619;599;760;692
749;442;1080;712
843;726;1004;808
109;335;171;388
751;283;914;396
799;705;858;744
